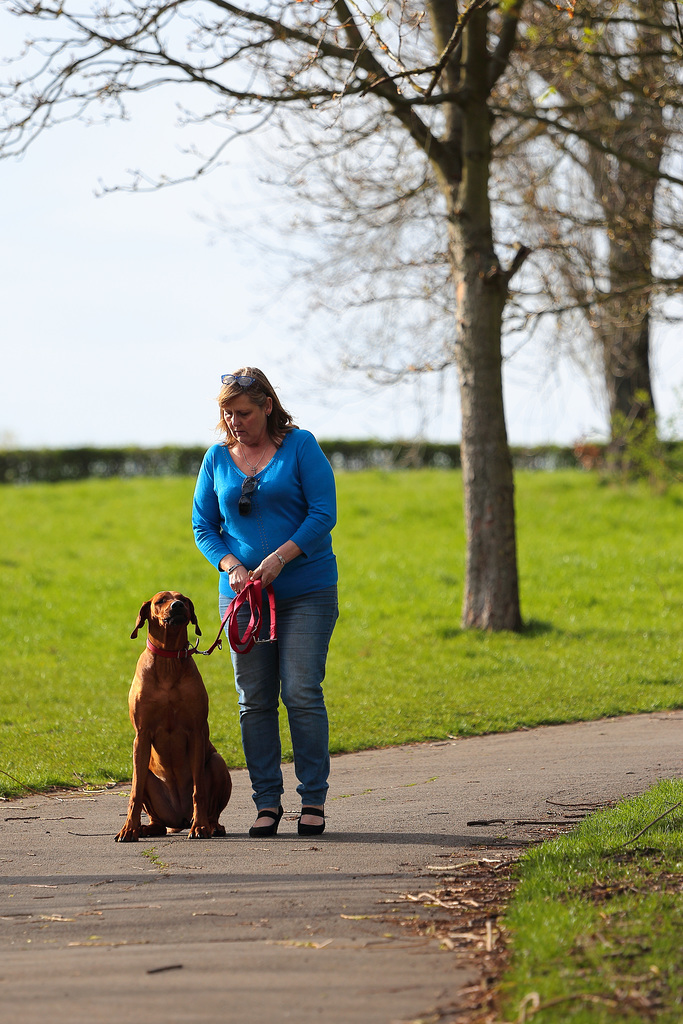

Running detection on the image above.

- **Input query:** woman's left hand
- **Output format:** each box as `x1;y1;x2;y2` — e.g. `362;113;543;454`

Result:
250;552;285;588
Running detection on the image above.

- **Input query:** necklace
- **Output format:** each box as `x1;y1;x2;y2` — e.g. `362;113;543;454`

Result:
239;441;268;475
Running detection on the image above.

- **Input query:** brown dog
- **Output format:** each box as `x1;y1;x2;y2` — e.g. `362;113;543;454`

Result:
115;591;231;842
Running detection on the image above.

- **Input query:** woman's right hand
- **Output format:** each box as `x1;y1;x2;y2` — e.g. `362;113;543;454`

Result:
221;558;250;594
228;565;250;594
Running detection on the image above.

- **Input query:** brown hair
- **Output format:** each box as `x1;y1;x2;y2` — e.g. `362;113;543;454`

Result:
216;366;297;448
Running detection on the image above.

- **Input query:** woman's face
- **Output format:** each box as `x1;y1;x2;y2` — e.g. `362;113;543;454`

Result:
223;395;273;446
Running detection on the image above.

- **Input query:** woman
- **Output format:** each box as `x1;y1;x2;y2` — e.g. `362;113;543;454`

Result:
192;367;338;837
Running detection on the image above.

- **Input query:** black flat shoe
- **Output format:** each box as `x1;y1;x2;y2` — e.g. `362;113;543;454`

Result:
298;806;325;836
249;806;283;838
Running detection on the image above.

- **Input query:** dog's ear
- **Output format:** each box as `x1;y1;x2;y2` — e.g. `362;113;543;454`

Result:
130;600;152;639
187;598;202;637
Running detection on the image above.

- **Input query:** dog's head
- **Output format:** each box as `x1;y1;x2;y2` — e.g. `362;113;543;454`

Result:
130;591;202;639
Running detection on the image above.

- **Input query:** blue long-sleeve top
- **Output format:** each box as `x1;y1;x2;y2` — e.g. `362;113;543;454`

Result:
192;428;338;600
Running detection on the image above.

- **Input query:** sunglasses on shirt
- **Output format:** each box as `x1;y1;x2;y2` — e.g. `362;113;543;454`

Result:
239;476;257;516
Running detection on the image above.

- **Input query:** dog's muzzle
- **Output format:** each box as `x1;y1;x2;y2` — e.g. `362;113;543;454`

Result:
165;600;190;626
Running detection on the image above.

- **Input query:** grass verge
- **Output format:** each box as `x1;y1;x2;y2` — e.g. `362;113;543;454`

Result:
498;779;683;1023
1;470;682;796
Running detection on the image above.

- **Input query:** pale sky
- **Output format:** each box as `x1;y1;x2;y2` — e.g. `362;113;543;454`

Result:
1;23;680;451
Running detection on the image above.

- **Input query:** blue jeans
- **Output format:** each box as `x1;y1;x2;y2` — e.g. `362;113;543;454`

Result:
219;586;338;811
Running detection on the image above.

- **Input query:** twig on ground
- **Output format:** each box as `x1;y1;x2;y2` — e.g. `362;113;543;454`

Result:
614;801;682;849
0;768;42;794
546;799;612;810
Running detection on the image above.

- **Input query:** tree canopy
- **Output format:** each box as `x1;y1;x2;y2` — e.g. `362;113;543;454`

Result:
3;0;679;629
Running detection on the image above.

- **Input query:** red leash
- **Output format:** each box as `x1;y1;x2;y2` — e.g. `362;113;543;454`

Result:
198;579;277;656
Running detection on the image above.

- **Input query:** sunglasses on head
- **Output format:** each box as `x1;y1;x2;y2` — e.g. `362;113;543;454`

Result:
239;476;257;516
222;373;256;388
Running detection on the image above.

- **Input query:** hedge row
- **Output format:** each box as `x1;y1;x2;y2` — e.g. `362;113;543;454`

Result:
0;446;207;484
0;441;586;484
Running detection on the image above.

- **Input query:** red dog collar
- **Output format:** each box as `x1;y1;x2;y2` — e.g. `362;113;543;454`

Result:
146;637;198;659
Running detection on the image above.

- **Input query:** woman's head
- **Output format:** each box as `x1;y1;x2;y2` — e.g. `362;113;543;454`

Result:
217;367;296;447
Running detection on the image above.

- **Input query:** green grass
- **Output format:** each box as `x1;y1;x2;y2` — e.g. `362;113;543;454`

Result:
500;779;683;1022
0;469;682;796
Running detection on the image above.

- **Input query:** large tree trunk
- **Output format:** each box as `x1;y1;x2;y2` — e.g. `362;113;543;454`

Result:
602;306;654;426
453;243;522;631
604;174;657;435
578;0;665;448
591;170;658;441
442;10;522;632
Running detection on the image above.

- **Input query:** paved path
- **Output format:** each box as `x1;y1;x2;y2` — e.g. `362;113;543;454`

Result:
1;711;681;1024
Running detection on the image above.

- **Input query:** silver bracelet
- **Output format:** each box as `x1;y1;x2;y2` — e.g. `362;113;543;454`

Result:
273;551;286;568
228;563;244;574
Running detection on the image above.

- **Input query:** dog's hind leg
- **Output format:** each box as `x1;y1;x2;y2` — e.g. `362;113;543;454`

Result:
138;820;168;838
207;751;232;837
140;771;188;835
